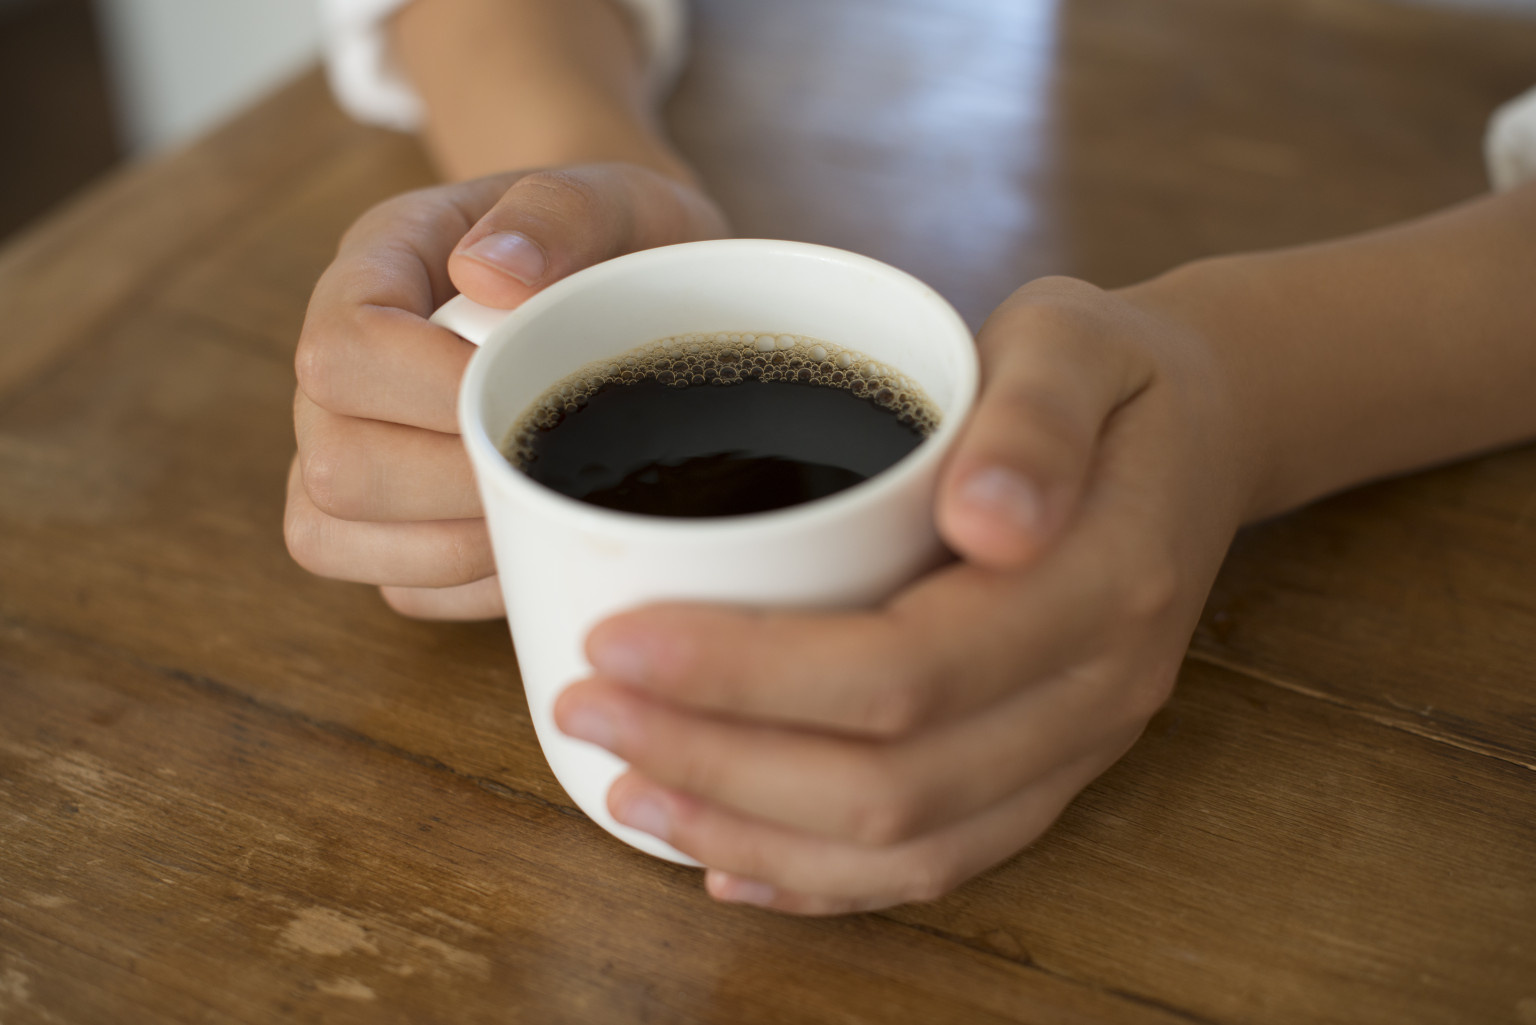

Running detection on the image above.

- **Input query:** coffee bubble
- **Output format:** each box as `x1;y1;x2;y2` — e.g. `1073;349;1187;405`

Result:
505;331;942;469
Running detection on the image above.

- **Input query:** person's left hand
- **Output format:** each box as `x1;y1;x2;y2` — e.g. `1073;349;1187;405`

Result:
552;275;1258;914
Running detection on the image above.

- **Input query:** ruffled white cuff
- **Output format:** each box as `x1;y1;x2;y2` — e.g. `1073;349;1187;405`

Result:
319;0;688;133
1486;85;1536;192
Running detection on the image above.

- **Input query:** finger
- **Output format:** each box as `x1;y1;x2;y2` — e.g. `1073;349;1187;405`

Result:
579;373;1207;740
557;648;1159;845
704;874;890;917
380;576;505;621
294;390;480;522
296;303;473;433
568;423;1195;843
448;164;726;307
937;277;1153;570
297;177;522;430
346;175;527;308
583;553;1114;737
608;735;1135;911
283;456;495;588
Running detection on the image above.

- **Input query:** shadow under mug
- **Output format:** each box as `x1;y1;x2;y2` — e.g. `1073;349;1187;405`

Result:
434;239;977;864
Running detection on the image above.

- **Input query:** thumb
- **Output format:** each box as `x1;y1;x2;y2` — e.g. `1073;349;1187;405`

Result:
937;278;1152;570
447;164;727;309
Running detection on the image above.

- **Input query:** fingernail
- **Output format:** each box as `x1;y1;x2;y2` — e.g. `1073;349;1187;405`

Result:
589;635;656;685
711;873;777;906
461;232;547;286
959;467;1044;535
560;703;618;750
614;793;671;841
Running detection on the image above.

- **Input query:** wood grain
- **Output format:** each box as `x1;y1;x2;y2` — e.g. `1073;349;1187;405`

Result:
670;0;1536;325
0;624;1191;1025
2;0;1535;1022
0;72;372;398
896;658;1536;1025
1193;451;1536;767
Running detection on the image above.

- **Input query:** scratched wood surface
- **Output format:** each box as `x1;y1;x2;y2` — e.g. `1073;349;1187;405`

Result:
3;1;1536;1023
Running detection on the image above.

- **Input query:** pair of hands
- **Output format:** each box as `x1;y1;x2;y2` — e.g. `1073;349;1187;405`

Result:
287;163;1249;914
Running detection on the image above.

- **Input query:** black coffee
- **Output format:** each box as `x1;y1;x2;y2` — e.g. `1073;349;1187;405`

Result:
504;332;939;518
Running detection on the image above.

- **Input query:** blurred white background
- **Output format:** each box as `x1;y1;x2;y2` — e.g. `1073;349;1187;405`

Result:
5;0;1535;241
1;0;326;238
94;0;321;153
81;0;1536;155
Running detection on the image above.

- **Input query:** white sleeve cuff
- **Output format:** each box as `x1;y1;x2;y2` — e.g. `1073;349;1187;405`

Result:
1486;85;1536;192
319;0;689;133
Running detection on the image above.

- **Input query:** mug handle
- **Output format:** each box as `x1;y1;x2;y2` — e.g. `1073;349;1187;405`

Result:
428;293;515;347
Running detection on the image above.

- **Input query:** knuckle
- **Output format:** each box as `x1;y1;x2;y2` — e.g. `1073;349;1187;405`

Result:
995;382;1089;457
345;189;433;244
900;853;963;905
1006;277;1111;329
1120;548;1181;623
660;734;716;795
1006;296;1082;337
1127;661;1180;722
439;529;490;588
379;586;420;618
854;674;933;738
990;290;1094;348
292;324;329;403
293;310;355;411
298;437;353;520
1027;274;1102;297
512;168;607;223
283;496;326;576
296;301;394;414
380;585;454;622
846;620;939;738
843;761;924;846
714;843;780;892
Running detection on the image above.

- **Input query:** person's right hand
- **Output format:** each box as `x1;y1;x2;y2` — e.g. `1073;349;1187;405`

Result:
285;164;729;619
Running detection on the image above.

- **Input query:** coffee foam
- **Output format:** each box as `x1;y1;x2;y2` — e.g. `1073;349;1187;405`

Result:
504;332;942;467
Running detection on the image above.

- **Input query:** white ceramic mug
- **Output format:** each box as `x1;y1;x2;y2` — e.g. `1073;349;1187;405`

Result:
434;239;977;864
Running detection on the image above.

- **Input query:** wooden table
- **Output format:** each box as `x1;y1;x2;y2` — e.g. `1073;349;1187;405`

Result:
4;1;1535;1022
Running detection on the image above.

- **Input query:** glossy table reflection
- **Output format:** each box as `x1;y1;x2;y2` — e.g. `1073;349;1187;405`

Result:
3;1;1535;1022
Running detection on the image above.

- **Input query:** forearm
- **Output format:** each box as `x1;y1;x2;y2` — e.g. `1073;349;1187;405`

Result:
1122;182;1536;521
392;0;694;183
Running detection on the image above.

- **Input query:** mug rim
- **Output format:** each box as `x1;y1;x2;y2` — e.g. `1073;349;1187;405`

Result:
457;238;978;539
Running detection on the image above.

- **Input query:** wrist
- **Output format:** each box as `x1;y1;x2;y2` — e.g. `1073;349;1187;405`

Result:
429;114;700;188
1122;187;1536;524
1116;258;1304;525
393;0;695;184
